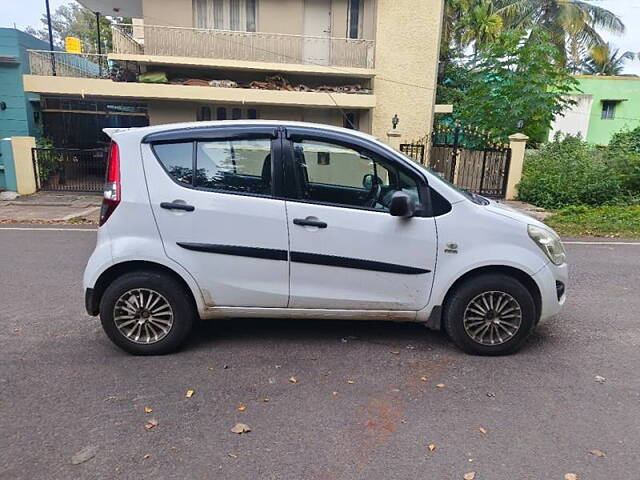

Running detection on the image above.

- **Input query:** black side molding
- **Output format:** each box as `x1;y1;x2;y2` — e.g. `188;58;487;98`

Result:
176;243;431;275
177;243;287;261
290;251;431;275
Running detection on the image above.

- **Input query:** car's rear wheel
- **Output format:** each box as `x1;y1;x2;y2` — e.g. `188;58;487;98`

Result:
99;271;195;355
443;273;536;356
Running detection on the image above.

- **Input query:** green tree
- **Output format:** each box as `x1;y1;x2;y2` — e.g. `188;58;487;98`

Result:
582;43;636;75
25;2;127;54
495;0;625;66
451;29;578;143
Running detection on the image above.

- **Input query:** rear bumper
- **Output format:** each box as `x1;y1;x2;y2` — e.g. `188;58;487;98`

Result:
85;288;99;316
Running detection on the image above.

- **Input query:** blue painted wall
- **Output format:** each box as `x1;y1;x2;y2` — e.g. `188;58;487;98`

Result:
0;28;49;189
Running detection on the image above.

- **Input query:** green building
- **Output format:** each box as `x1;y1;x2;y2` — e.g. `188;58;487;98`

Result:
550;75;640;146
0;28;48;190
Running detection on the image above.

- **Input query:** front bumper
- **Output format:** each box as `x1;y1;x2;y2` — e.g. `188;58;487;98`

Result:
533;261;568;323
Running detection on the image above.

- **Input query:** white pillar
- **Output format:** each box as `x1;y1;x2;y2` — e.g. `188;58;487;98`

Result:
505;133;529;201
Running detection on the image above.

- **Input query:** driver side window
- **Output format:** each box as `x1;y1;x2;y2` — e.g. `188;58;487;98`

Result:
291;138;419;211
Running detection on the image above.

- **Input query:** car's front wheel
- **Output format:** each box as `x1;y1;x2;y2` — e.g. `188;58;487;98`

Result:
99;271;195;355
443;273;537;355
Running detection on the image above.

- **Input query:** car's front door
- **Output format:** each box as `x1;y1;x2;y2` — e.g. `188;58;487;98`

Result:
142;126;289;307
282;129;438;311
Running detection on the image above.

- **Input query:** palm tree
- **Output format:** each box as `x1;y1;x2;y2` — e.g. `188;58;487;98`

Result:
583;43;636;75
495;0;625;65
460;0;504;54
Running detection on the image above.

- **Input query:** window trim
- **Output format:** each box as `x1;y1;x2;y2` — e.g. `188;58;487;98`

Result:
282;129;431;217
148;128;284;200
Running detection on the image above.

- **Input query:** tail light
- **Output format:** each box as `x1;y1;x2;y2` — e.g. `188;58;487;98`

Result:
100;141;121;226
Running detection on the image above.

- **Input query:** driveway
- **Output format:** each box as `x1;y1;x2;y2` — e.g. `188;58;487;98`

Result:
1;226;639;480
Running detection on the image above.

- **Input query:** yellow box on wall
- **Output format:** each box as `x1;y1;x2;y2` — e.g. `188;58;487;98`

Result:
65;37;82;54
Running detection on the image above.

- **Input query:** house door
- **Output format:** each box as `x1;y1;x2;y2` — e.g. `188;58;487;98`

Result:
303;0;332;65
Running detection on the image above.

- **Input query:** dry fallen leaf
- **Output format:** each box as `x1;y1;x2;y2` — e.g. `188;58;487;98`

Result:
589;449;606;458
463;472;476;480
143;454;151;460
436;383;446;388
288;376;298;384
207;366;215;371
564;474;577;480
228;453;238;458
230;423;251;434
427;444;436;452
237;404;247;412
479;427;488;434
144;419;158;430
185;389;195;398
390;350;400;355
347;379;356;384
144;406;153;414
420;376;428;382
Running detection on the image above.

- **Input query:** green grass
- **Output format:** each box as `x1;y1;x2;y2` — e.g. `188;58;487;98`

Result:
546;205;640;238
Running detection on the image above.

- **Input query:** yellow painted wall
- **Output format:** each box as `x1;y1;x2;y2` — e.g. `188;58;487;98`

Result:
371;0;444;141
259;0;303;34
148;101;197;125
143;0;193;27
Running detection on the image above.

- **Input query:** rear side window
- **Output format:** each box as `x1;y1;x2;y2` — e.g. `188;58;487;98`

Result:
153;138;272;196
196;138;271;195
153;142;193;185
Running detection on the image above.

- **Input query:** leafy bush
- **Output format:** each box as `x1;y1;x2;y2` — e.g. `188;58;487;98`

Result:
605;127;640;193
517;134;624;209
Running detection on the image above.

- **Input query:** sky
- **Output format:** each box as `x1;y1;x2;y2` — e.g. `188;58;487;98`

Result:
1;0;639;74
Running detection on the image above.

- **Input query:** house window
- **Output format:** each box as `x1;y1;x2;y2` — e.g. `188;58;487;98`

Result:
194;0;257;31
348;0;363;39
197;106;212;121
601;101;618;120
206;106;259;121
343;111;359;130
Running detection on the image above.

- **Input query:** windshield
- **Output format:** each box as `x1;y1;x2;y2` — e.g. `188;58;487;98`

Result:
413;162;490;205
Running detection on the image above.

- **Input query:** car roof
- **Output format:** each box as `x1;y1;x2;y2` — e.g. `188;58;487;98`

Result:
104;120;379;143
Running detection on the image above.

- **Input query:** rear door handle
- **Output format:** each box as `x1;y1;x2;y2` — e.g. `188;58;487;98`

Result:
293;218;327;228
160;202;195;212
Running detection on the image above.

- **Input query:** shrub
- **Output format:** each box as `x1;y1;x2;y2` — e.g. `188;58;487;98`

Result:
517;134;624;209
605;127;640;194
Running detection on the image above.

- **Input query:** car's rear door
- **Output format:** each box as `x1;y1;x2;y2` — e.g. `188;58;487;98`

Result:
141;125;290;307
282;127;438;311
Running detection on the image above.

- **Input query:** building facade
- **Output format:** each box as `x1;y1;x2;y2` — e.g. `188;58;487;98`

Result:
550;75;640;145
22;0;445;144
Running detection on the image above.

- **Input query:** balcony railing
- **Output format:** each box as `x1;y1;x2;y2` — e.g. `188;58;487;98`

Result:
112;24;375;69
28;50;109;78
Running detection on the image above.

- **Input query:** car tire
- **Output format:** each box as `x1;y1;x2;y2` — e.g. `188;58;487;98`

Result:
443;273;537;356
99;271;195;355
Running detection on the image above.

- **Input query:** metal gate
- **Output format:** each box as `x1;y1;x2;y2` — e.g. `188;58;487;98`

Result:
401;126;511;198
32;148;107;192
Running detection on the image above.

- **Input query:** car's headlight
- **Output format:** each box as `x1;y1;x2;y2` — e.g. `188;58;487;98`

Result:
528;225;566;265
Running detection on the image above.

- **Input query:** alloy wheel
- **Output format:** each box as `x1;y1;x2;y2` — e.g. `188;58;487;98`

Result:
463;291;522;346
113;288;174;344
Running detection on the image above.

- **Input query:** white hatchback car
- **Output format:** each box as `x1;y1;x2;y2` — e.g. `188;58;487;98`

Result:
84;121;567;356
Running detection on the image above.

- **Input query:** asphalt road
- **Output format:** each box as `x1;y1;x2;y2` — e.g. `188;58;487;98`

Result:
1;227;639;480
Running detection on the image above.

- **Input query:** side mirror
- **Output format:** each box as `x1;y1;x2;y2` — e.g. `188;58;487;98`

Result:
389;191;415;217
362;173;374;190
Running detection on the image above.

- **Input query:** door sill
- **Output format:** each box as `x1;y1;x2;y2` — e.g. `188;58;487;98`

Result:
201;306;417;322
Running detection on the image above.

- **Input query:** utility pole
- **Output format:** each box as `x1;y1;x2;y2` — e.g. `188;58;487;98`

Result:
96;11;102;76
45;0;56;76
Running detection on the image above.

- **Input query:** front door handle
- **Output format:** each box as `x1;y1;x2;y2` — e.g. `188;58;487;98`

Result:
160;202;195;212
293;218;327;228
